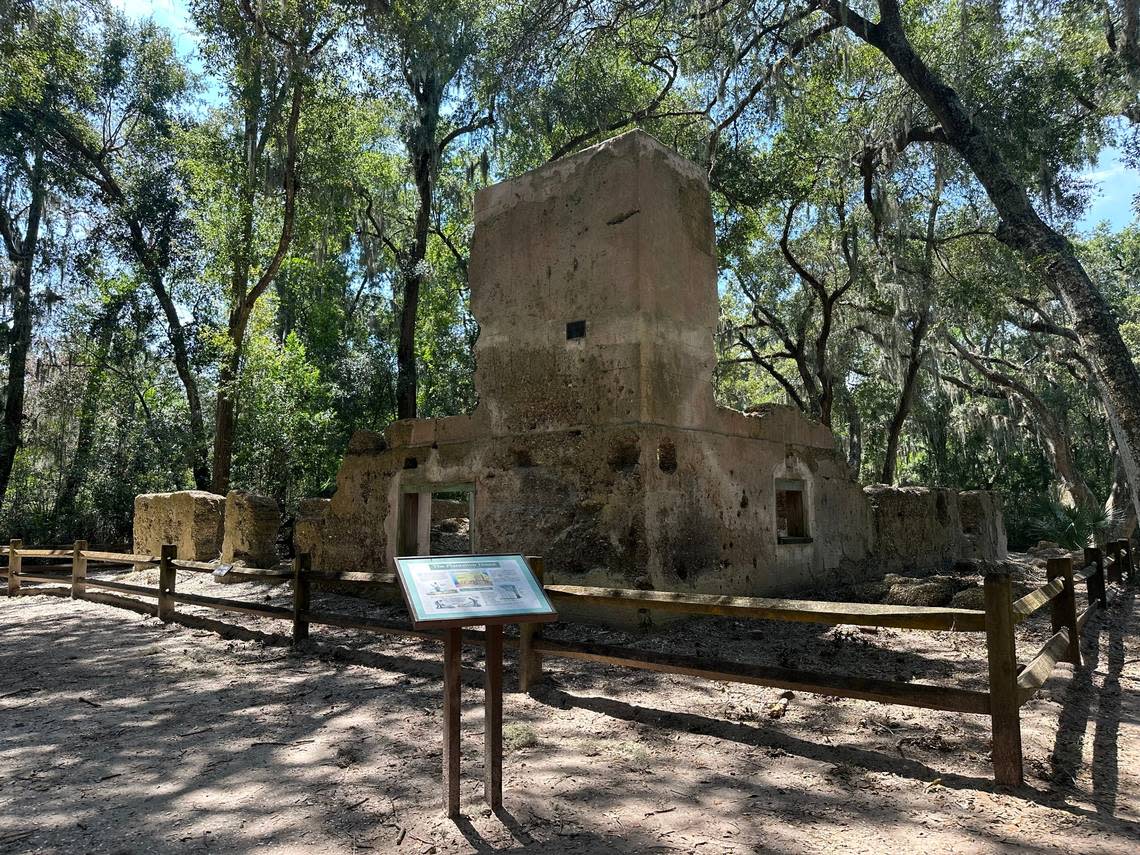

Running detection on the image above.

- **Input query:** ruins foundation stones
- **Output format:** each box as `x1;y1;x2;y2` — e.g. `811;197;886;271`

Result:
133;490;225;561
133;489;281;568
221;490;281;568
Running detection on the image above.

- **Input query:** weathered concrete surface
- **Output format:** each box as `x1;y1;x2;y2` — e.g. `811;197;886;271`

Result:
865;486;961;571
864;485;1007;571
221;491;280;568
958;490;1009;561
133;491;224;561
298;130;1006;613
304;131;874;599
294;498;330;562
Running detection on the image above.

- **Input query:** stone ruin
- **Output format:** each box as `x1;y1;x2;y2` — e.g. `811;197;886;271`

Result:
291;130;1006;599
132;132;1006;596
221;490;280;568
134;489;280;566
133;490;225;561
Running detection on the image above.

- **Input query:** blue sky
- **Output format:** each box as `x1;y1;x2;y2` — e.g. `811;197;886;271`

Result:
115;0;1137;234
113;0;197;54
1077;146;1138;231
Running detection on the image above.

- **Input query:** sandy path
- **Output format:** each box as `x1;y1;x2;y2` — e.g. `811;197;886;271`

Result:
1;574;1137;854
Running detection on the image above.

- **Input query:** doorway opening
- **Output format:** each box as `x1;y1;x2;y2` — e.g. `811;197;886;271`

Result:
430;488;475;555
398;484;476;556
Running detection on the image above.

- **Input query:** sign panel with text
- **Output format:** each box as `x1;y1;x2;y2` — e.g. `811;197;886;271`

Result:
394;554;558;629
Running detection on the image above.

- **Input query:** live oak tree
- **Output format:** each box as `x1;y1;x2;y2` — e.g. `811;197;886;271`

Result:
0;1;75;509
355;0;494;420
807;0;1140;520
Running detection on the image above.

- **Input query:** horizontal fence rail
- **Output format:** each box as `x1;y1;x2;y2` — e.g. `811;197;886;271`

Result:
544;585;988;632
2;536;1134;788
531;637;993;714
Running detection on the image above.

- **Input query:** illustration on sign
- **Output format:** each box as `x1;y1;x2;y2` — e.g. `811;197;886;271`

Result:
394;554;557;628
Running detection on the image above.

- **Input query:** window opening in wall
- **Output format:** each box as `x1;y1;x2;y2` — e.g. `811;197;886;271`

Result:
775;478;811;544
566;320;586;339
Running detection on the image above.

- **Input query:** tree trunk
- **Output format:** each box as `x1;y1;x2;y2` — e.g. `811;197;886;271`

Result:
147;275;210;489
212;295;259;495
1105;446;1137;542
212;343;242;495
880;348;922;484
211;59;303;493
395;78;442;421
0;149;45;510
825;0;1140;521
54;295;126;523
880;307;930;484
841;389;862;477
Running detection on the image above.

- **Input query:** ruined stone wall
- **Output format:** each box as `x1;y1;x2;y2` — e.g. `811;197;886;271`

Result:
221;491;280;567
133;491;225;561
314;429;406;573
470;129;720;436
958;490;1009;561
864;485;1007;570
294;498;330;561
314;414;873;597
299;131;1006;614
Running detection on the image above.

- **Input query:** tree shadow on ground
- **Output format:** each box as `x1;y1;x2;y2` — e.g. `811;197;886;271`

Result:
3;581;1138;854
1049;586;1135;817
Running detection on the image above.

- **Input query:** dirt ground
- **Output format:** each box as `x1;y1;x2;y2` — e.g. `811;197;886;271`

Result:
1;564;1137;854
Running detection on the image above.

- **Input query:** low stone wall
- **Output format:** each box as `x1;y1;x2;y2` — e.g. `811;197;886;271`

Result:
865;485;1007;571
133;491;225;561
958;490;1009;561
221;491;280;568
294;498;330;565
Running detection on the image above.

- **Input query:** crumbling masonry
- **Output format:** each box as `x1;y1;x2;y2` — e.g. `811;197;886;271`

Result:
289;130;1006;597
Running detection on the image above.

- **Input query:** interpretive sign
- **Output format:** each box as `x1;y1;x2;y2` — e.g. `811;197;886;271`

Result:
394;553;557;818
394;553;557;629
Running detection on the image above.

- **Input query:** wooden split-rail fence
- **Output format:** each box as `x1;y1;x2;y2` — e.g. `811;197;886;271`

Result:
3;537;1134;787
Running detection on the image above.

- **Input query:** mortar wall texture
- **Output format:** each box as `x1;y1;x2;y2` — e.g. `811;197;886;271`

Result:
296;131;1006;604
133;490;225;561
294;498;330;561
221;490;281;567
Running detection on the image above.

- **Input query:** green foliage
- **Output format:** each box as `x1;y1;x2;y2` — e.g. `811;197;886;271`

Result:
230;301;341;510
1025;496;1117;551
0;0;1136;552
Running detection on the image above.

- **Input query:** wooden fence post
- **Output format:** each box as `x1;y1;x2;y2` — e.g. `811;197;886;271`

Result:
518;555;545;693
1112;539;1131;584
1097;546;1110;606
984;571;1023;787
7;539;21;597
292;553;311;643
157;544;176;622
1047;556;1080;666
1107;540;1122;586
484;624;504;811
71;540;88;599
1085;546;1106;608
